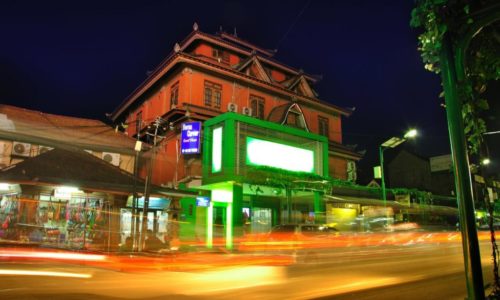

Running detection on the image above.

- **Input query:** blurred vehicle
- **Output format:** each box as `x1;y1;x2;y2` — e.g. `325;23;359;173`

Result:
269;224;338;238
249;224;340;264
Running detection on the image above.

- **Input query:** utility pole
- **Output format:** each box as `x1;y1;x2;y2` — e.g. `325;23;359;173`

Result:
131;121;142;252
138;117;164;251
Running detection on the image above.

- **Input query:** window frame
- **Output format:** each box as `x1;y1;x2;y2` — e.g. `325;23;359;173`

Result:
204;81;222;109
318;116;329;138
250;95;265;119
170;82;179;108
212;47;230;64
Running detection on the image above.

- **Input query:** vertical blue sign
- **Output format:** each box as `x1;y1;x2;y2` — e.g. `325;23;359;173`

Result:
181;121;201;154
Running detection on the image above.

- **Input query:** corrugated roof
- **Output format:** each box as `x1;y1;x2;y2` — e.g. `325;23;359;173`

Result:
0;105;136;153
0;147;196;197
0;147;141;194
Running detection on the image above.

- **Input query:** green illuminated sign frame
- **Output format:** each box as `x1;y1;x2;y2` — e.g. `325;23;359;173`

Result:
202;112;328;186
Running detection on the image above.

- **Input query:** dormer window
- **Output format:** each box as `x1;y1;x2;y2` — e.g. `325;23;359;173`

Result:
285;104;308;130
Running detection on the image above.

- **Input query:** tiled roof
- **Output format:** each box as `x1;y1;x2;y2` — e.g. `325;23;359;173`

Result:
0;105;136;154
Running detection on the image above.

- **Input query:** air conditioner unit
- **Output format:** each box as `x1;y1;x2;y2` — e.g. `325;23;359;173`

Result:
102;152;120;166
242;107;253;116
12;142;31;157
38;145;53;155
227;102;238;113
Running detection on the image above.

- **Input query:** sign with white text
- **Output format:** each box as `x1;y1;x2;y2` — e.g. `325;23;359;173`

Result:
196;196;210;207
181;122;201;154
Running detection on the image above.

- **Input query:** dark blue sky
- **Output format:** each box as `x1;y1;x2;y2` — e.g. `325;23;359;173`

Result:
1;1;495;179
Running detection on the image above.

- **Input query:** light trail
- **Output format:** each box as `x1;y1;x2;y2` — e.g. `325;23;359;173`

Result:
0;249;107;261
0;269;92;278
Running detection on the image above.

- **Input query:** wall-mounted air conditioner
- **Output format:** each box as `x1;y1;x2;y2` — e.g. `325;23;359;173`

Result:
227;102;238;113
242;107;253;116
38;145;53;155
102;152;120;166
12;142;31;157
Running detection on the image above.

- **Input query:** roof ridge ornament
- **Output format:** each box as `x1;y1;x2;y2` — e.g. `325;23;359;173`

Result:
193;22;199;31
174;43;180;53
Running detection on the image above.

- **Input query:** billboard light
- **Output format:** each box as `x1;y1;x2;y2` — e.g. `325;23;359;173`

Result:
246;137;314;173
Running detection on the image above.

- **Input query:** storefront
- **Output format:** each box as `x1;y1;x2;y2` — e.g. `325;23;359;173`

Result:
0;184;116;250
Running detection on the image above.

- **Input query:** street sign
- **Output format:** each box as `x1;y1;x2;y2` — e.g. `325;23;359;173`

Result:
180;122;201;154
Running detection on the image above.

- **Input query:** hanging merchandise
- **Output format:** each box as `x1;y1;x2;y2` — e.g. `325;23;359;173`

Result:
47;201;55;221
38;206;48;224
18;199;38;225
2;214;10;229
65;201;71;221
95;200;103;223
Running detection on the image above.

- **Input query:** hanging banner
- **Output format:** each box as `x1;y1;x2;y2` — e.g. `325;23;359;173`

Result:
180;122;201;154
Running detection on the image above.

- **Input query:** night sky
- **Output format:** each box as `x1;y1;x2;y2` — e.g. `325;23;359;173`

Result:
1;1;497;180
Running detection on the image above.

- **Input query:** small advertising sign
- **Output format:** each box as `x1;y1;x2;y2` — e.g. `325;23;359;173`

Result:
430;154;452;172
196;196;210;207
181;122;201;154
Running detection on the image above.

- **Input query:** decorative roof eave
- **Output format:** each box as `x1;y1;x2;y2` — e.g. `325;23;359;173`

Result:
111;53;182;121
112;52;351;121
329;141;364;161
179;30;318;82
179;54;351;116
283;103;310;132
236;56;272;83
288;75;315;98
218;32;275;57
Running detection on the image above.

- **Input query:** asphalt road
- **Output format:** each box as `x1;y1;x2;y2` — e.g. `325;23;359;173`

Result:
0;239;496;300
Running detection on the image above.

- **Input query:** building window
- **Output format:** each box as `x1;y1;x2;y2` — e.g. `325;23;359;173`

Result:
212;47;229;64
287;111;301;127
170;82;179;108
204;81;222;109
318;116;329;137
136;111;142;134
250;95;265;119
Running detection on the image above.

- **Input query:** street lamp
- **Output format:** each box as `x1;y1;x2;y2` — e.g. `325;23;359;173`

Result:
379;129;418;204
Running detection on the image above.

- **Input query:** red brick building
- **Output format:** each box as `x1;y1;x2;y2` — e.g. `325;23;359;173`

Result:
111;24;362;188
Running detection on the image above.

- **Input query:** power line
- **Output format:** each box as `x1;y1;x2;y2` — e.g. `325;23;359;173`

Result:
275;0;312;51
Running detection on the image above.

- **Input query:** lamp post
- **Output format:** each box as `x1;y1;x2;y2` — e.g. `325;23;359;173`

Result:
379;129;418;204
